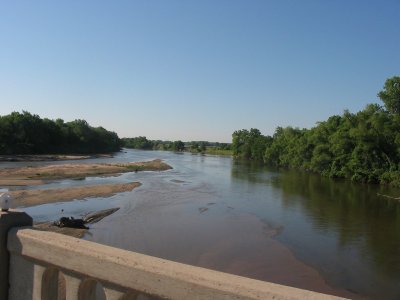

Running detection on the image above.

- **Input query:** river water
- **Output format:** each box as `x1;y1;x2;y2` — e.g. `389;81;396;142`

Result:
5;149;400;299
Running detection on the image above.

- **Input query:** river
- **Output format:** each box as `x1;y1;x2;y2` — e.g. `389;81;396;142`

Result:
5;149;400;299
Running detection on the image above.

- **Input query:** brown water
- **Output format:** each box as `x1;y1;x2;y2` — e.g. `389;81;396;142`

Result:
7;149;400;299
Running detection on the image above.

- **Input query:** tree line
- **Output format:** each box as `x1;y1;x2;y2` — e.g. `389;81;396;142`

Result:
121;137;232;154
232;76;400;186
0;111;121;154
121;137;185;151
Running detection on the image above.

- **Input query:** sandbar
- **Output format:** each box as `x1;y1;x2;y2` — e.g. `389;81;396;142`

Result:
0;154;113;162
1;159;171;238
10;182;141;208
0;159;172;186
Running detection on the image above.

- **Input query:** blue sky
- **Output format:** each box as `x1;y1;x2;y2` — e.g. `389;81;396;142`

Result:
1;1;399;142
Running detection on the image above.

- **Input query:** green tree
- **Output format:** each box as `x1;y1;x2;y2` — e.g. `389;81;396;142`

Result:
199;142;207;152
0;111;120;154
233;75;400;186
232;128;269;160
122;136;154;150
172;140;185;152
378;76;400;115
190;142;199;152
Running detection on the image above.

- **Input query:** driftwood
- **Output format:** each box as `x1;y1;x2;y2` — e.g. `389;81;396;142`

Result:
53;207;120;229
377;193;400;201
54;217;88;229
83;207;120;224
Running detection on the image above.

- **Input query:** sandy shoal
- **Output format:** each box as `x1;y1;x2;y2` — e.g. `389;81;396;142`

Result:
0;154;113;162
10;182;141;208
0;159;172;186
0;159;171;247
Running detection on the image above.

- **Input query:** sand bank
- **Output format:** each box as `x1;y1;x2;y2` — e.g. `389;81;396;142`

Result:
10;182;141;208
0;154;113;162
1;159;171;239
0;159;172;186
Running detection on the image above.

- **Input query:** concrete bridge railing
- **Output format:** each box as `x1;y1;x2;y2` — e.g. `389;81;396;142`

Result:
1;210;347;300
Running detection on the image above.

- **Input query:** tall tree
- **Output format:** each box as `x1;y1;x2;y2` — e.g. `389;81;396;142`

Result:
378;76;400;115
172;140;185;152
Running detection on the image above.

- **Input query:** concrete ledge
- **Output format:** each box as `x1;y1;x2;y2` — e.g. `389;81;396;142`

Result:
0;210;32;300
8;228;348;300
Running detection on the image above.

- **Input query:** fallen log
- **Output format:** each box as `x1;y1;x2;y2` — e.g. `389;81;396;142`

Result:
377;193;400;201
53;207;120;229
83;207;120;224
54;217;88;229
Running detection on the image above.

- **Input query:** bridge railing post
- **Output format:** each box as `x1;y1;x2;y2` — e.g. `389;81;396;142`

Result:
0;209;32;300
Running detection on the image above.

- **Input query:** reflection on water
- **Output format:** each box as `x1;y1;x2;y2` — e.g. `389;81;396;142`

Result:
276;171;400;299
4;150;400;299
231;162;400;299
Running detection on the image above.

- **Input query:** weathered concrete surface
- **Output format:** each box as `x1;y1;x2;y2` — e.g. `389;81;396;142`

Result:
0;210;32;300
8;228;349;300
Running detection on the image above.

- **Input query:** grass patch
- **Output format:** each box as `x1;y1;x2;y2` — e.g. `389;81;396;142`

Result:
205;149;233;156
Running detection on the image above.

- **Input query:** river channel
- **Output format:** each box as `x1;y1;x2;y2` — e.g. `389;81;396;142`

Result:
4;149;400;299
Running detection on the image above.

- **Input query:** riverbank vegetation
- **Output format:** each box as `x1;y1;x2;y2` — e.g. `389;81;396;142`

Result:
187;141;232;155
0;111;121;154
232;76;400;186
121;137;185;151
121;137;232;155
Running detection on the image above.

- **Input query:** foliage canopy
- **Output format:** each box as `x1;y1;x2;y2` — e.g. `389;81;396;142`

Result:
232;76;400;186
378;76;400;115
0;111;121;154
